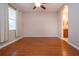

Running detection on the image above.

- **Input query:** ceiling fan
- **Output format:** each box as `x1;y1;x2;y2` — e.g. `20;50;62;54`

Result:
33;3;46;10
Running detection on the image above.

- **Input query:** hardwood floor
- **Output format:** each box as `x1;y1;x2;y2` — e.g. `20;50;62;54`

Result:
0;37;79;56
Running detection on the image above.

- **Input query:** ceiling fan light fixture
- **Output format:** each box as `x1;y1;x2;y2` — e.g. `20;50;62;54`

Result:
35;3;41;7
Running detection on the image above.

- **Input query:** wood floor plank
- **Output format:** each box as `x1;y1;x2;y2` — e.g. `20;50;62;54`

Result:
0;37;79;56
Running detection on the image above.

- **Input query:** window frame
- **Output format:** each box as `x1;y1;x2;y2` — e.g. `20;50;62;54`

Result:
8;4;17;30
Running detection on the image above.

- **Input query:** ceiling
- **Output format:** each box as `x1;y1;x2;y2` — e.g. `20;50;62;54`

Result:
10;3;64;13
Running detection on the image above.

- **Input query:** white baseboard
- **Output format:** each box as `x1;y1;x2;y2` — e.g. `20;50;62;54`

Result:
58;36;63;40
67;41;79;50
0;36;23;49
58;37;79;50
23;35;58;37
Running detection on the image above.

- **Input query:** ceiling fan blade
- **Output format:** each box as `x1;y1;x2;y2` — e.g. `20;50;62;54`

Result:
33;6;36;10
41;3;45;4
40;5;46;10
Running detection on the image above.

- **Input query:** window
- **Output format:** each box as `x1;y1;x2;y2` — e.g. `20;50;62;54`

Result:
8;6;16;30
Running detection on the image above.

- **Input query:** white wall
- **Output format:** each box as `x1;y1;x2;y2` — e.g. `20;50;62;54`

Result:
68;4;79;49
57;11;63;38
23;12;58;37
16;10;23;37
57;6;64;39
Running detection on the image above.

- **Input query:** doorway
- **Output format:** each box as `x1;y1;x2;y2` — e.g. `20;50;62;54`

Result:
62;5;68;41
